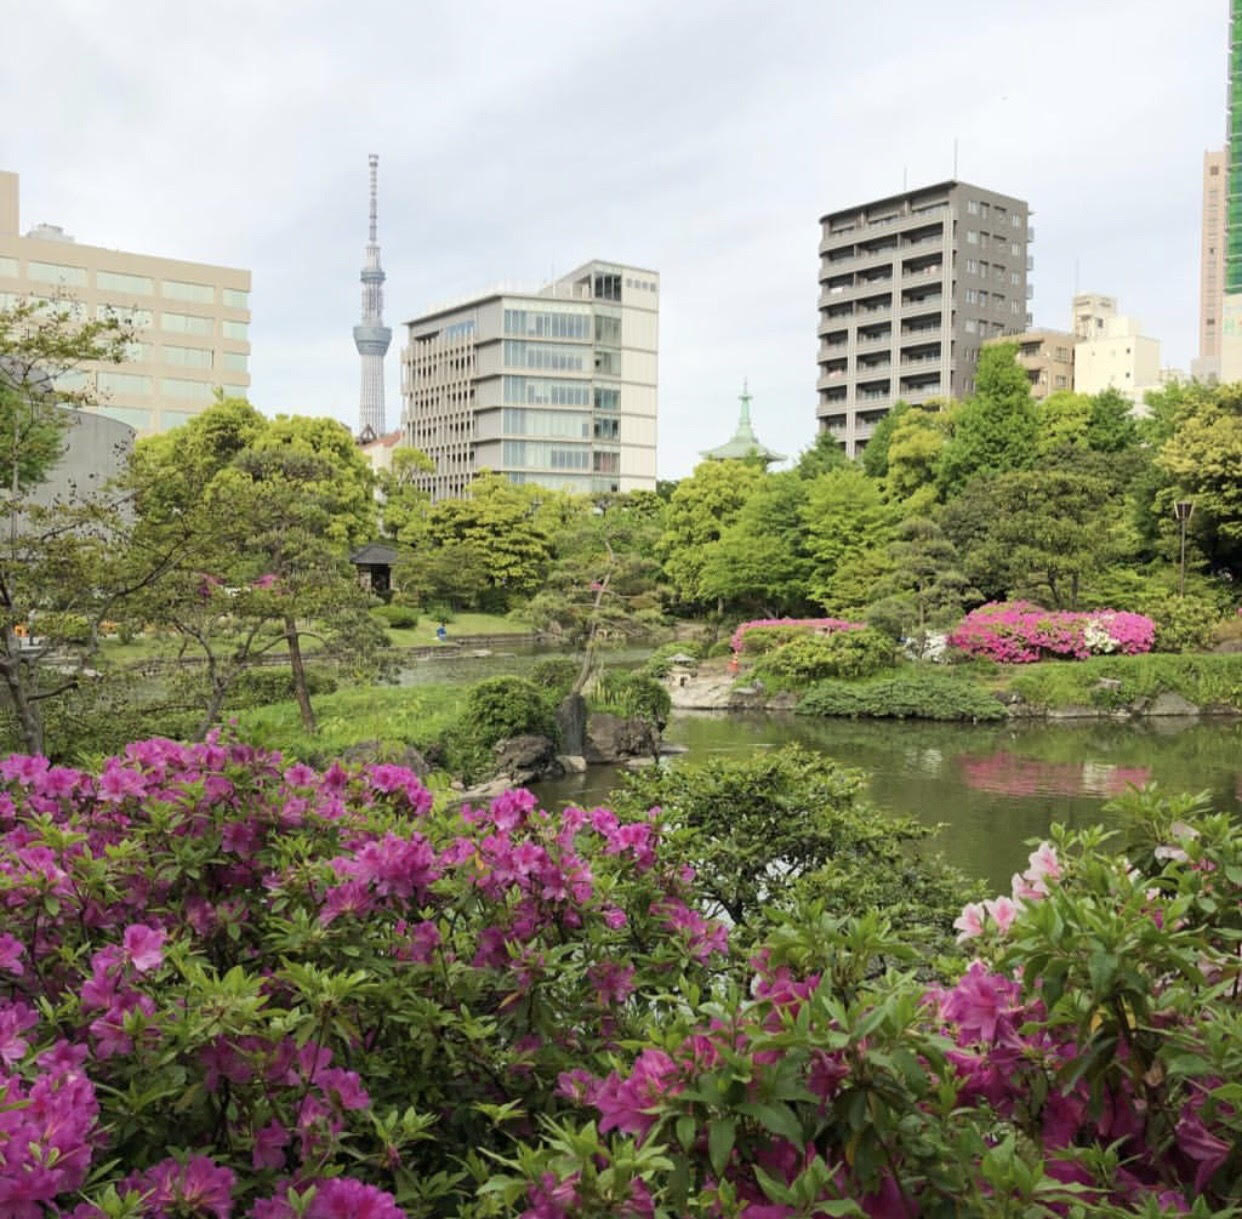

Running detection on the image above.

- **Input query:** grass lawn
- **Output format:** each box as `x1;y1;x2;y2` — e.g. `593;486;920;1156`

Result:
383;611;532;648
235;682;471;763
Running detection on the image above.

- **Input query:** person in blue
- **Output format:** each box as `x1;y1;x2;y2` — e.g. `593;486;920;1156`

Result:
436;621;448;643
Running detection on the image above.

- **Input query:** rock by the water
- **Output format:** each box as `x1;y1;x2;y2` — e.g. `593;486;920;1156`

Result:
585;712;657;763
1146;691;1201;718
557;754;588;773
492;734;559;783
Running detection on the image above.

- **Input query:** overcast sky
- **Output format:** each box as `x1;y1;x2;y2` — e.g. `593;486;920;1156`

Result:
2;0;1227;477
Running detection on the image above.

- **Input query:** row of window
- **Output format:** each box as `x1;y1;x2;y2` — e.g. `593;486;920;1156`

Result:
963;318;1012;336
502;376;592;406
0;295;250;346
97;404;212;432
1;259;249;307
965;200;1022;228
964;259;1021;286
502;440;591;470
624;275;657;293
501;408;592;440
503;307;592;340
965;232;1023;257
58;370;247;402
503;340;588;372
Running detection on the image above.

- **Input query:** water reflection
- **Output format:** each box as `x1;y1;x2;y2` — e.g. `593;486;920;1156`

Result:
957;752;1151;799
532;711;1242;889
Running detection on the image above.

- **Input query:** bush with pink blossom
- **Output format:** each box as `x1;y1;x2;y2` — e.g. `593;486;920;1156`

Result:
948;601;1156;663
3;737;1240;1216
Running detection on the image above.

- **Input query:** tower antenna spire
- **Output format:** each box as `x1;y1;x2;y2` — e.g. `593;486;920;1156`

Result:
354;153;392;437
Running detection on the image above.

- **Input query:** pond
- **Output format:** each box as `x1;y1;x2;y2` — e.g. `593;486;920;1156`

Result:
533;712;1242;888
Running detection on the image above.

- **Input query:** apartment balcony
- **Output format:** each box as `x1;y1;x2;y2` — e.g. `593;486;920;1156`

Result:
818;340;848;361
855;330;892;351
902;264;943;282
856;299;892;321
856;356;891;374
902;385;944;404
901;291;943;310
820;386;848;405
820;205;947;252
900;352;942;369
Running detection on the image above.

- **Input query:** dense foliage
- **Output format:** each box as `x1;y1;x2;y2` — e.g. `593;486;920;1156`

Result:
2;742;1241;1215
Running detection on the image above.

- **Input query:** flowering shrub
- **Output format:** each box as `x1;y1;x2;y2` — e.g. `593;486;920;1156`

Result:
948;601;1156;663
496;787;1242;1215
730;618;865;656
0;737;728;1215
4;738;1241;1216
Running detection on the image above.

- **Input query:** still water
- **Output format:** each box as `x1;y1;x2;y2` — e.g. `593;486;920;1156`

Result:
534;712;1242;889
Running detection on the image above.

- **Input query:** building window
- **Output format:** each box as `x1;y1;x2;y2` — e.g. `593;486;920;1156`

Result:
219;384;248;399
163;377;215;402
162;280;215;304
1012;214;1021;228
162;344;213;368
1011;302;1020;314
221;320;248;341
978;291;988;306
1010;271;1020;285
594;313;621;344
96;270;154;295
502;439;591;469
966;230;979;244
593;450;620;474
97;371;152;396
503;308;591;340
504;340;588;372
162;312;214;336
965;289;978;303
966;259;978;274
502;408;592;439
967;200;979;215
594;416;620;440
593;386;620;411
1011;243;1021;256
503;376;591;406
99;405;152;430
221;351;248;372
159;409;198;431
99;304;154;328
27;261;87;286
964;318;978;333
593;272;622;301
0;256;16;277
593;349;622;375
1055;375;1067;387
30;296;86;321
221;288;249;309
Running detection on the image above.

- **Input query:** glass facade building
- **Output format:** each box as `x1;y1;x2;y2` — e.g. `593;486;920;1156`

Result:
401;260;658;500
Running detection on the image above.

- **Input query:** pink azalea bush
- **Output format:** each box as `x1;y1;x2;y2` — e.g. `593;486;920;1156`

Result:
2;738;1240;1215
948;601;1156;663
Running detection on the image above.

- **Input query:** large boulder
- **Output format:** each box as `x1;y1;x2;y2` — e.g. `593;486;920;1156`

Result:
584;712;657;763
492;734;560;783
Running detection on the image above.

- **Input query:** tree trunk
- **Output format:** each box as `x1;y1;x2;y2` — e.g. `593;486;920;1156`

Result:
0;634;43;755
284;614;317;732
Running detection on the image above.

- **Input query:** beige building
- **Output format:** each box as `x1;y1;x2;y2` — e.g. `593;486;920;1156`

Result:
985;328;1074;400
1071;293;1117;343
1195;149;1227;381
1072;311;1161;406
0;170;250;435
402;260;657;500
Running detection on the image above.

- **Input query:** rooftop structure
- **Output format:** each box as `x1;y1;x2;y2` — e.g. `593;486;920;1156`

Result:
701;381;785;464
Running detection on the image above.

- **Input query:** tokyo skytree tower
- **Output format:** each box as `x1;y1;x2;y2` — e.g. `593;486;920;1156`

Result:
353;154;391;436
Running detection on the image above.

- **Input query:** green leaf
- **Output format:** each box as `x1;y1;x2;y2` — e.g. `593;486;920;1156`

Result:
708;1117;736;1176
738;1101;803;1144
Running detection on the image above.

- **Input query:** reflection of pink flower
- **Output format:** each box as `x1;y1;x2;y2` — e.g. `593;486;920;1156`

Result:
953;902;985;942
252;573;279;590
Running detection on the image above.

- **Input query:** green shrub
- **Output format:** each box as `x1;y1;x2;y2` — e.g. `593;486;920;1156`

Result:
705;639;734;659
37;611;91;644
799;669;1007;721
370;603;421;630
528;657;582;699
228;667;339;709
593;670;672;730
758;628;897;685
1139;594;1220;653
1212;613;1242;649
461;675;556;746
737;624;814;655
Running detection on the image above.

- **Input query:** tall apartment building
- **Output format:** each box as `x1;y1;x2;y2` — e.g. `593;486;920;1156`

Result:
0;170;250;435
1195;149;1226;381
401;260;657;500
983;328;1075;400
817;180;1031;455
1072;292;1117;343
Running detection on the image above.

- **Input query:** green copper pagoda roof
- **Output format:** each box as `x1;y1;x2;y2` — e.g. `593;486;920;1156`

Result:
700;381;786;465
